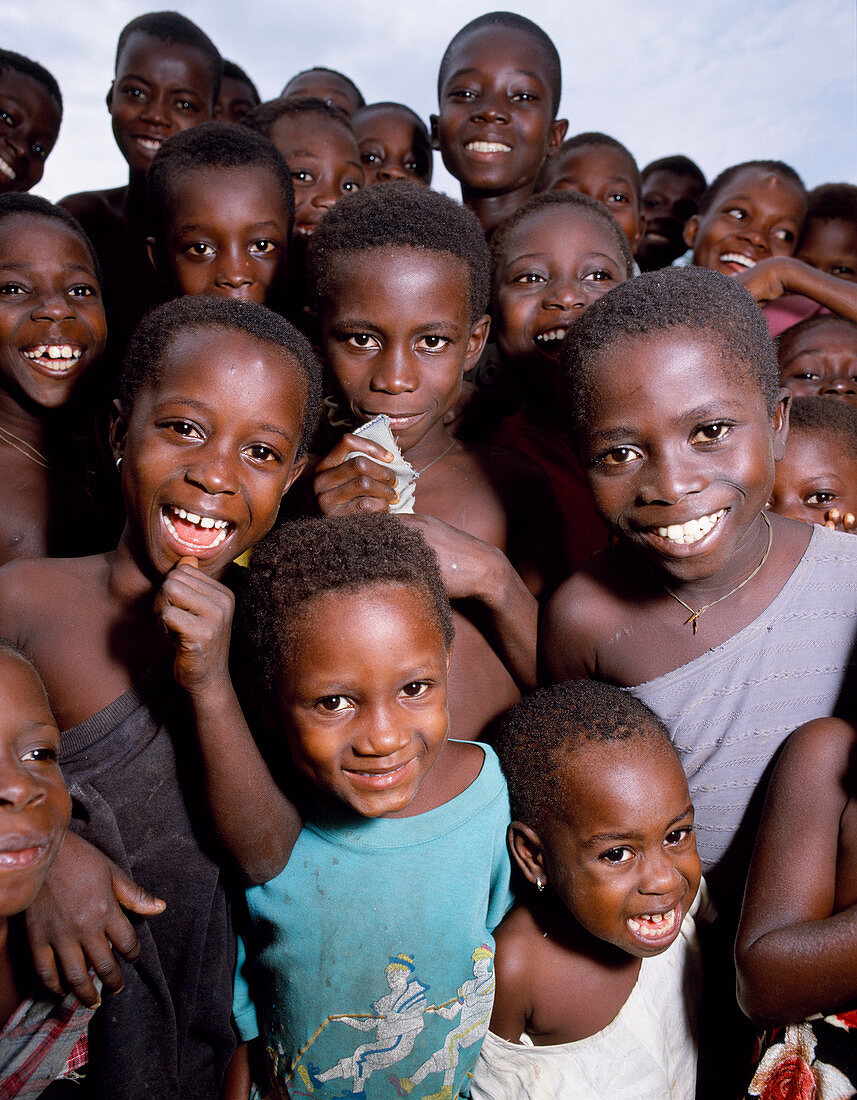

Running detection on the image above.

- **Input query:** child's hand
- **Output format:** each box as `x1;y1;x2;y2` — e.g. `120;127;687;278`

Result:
154;557;234;696
399;513;492;600
26;831;165;1007
735;256;799;303
824;508;857;533
314;433;398;515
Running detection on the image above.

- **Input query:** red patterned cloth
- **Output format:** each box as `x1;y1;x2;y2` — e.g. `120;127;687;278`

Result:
0;989;97;1098
745;1012;857;1099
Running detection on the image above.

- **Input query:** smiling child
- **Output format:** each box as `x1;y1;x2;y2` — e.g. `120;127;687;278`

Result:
146;121;293;307
353;101;433;186
0;294;321;1099
219;515;513;1100
470;681;705;1099
637;155;706;271
434;12;568;233
0;49;62;196
0;194;107;564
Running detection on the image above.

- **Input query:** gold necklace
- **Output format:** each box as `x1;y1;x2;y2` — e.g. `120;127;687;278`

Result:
661;511;773;634
0;423;50;470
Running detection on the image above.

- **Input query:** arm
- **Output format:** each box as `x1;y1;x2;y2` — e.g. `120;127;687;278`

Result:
155;560;301;884
738;257;857;323
538;573;599;684
399;514;538;690
221;1043;252;1100
488;916;533;1042
736;718;857;1027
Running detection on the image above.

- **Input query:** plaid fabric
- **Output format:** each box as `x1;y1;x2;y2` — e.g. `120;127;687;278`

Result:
0;989;97;1098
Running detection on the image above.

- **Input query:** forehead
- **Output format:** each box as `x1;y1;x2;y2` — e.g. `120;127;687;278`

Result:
642;169;702;200
443;25;553;87
801;217;857;252
0;650;52;722
284;72;359;114
785;428;857;471
219;74;254;101
557;144;637;187
782;322;857;363
0;69;60;135
270;113;357;159
710;167;805;215
115;31;214;94
355;107;423;145
167;165;287;219
0;213;94;270
502;205;622;263
324;246;471;320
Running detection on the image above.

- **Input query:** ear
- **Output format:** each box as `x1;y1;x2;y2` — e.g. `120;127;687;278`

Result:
281;454;308;499
771;388;791;462
429;114;441;152
546;118;568;156
105;82;115;112
683;215;699;250
464;314;491;372
109;399;128;467
146;236;162;276
507;821;548;886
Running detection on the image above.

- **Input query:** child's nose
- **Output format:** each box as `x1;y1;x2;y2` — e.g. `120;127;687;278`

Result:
310;184;340;211
139;92;172;128
355;708;412;756
543;277;589;312
31;290;75;322
641;447;705;505
185;444;239;496
215;247;254;290
821;376;857;397
638;849;682;895
471;94;509;125
0;758;44;811
370;347;418;394
377;164;408;183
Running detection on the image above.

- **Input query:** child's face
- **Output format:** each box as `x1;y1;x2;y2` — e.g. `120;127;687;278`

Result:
109;31;214;176
320;246;489;455
684;167;806;276
354;106;432;186
152;166;290;304
0;69;61;194
796;218;857;284
114;326;307;578
435;25;566;198
494;206;627;372
577;330;788;585
637;169;703;268
540;739;700;958
540;144;644;252
215;75;257;125
282;72;361;116
779;321;857;406
0;213;106;410
279;585;450;818
0;650;70;918
768;430;857;528
269;115;363;239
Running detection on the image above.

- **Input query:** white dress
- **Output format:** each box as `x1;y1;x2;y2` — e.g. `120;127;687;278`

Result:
468;890;707;1100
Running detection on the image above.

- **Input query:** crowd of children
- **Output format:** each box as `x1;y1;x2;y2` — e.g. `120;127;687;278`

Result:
1;8;857;1098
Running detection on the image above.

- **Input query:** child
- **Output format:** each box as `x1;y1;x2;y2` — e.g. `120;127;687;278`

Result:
637;154;707;272
469;680;704;1099
540;266;857;904
736;717;857;1096
60;12;222;360
243;96;363;239
767;396;857;531
353;101;433;185
304;181;562;739
796;182;857;283
0;193;108;564
146;121;293;306
0;294;322;1099
216;59;260;124
778;314;857;405
280;65;365;115
0;640;99;1096
221;515;513;1100
537;132;645;255
0;49;62;195
434;12;568;233
488;190;634;569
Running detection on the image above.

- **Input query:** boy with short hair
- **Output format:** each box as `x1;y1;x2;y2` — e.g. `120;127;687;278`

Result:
0;49;62;195
433;12;568;233
146;120;293;306
303;181;562;739
778;314;857;405
353;101;433;185
279;65;365;115
0;294;321;1099
796;182;857;283
637;154;706;271
216;59;260;124
60;12;222;361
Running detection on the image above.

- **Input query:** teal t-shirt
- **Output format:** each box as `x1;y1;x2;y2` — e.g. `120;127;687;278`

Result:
233;743;513;1099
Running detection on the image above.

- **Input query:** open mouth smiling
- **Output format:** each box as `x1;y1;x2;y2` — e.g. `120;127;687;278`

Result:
0;155;16;182
465;140;512;154
162;505;233;553
626;905;680;943
22;344;84;373
534;326;568;352
651;509;726;546
719;252;756;271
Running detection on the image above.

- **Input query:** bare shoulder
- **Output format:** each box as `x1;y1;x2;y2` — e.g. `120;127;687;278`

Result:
0;555;106;640
774;718;857;791
490;904;541;1037
540;554;617;681
59;187;126;225
458;443;551;504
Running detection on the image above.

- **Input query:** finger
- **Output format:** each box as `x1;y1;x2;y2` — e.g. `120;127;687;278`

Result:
30;942;64;997
845;513;856;530
80;936;124;995
316;452;398;487
331;433;394;465
177;555;199;569
111;867;167;917
57;943;104;1004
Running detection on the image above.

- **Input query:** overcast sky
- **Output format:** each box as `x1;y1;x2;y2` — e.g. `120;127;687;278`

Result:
9;0;857;204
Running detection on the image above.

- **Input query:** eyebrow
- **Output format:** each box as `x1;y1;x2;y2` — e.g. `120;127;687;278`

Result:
0;261;94;276
507;251;620;265
175;221;284;233
332;316;462;334
584;804;694;846
155;397;294;439
119;72;201;97
447;65;543;83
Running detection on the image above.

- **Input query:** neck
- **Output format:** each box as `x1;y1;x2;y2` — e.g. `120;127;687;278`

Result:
0;390;51;451
462;184;536;234
662;511;772;607
401;425;457;473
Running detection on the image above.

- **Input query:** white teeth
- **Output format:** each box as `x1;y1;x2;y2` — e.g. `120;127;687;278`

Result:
535;328;568;344
656;509;724;545
169;507;228;530
628;908;678;938
137;137;161;151
294;224;315;237
0;156;15;181
720;252;755;269
466;141;511;153
23;345;82;362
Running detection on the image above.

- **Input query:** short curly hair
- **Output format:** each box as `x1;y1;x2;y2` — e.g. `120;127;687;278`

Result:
280;67;365;111
222;60;260;106
697;159;806;218
307;181;491;323
0;193;101;283
538;132;641;197
438;12;561;116
0;48;62;117
641;155;706;192
242;95;354;143
118;295;322;456
115;11;222;103
494;680;673;834
788;395;857;461
777;314;857;368
236;515;455;694
147;121;294;238
490;190;635;290
804;183;857;227
560;266;781;436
